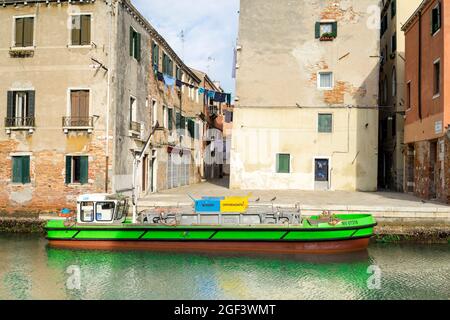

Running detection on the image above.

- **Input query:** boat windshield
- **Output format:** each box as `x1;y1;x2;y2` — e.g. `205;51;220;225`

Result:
80;202;94;222
96;202;115;222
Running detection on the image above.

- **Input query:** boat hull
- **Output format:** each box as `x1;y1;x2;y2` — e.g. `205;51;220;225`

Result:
47;237;370;254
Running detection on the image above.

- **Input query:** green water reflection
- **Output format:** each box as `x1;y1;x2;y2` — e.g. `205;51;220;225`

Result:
0;234;448;300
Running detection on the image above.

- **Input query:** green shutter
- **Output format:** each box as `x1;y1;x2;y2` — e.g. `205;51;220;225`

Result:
188;119;195;138
168;109;173;130
7;91;14;119
15;18;24;47
276;154;290;174
319;114;332;133
12;157;22;183
27;91;35;118
22;156;30;184
80;156;88;185
72;16;80;45
315;22;321;39
176;112;181;129
65;156;72;184
23;17;34;47
130;27;134;57
80;15;91;45
332;22;337;37
136;32;141;61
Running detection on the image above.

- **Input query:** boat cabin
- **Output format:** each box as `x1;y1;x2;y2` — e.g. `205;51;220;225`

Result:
77;194;129;224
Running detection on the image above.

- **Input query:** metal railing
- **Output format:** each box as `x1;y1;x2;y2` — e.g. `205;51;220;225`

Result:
62;116;94;128
130;121;142;133
5;117;35;128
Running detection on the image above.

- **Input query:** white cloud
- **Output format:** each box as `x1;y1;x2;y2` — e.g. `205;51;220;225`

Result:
132;0;240;94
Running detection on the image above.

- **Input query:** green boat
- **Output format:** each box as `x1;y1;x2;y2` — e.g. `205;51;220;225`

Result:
45;194;377;254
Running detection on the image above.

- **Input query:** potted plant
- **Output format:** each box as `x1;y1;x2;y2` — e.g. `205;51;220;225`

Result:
320;32;336;41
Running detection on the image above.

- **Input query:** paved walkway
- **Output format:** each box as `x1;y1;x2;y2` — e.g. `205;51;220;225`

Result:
139;178;450;222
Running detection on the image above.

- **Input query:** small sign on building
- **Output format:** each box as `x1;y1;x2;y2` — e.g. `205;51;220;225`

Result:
435;121;443;134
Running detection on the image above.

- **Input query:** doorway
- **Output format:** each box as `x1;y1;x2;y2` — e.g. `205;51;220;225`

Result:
314;158;330;190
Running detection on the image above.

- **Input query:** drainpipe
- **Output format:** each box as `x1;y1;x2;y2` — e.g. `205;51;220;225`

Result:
105;0;114;193
418;11;422;120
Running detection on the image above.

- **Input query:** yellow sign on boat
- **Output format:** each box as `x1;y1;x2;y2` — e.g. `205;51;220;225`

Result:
220;194;251;213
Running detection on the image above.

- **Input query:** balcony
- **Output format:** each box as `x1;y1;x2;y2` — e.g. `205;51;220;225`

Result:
62;116;94;133
129;121;142;139
5;117;35;134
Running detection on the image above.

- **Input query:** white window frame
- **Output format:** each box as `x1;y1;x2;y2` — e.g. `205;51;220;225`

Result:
317;71;334;90
163;106;168;129
150;99;159;126
129;95;137;123
431;3;441;37
275;153;292;174
11;14;36;49
317;113;333;134
68;12;93;48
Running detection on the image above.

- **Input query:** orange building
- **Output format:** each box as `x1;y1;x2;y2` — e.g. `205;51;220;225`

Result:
403;0;450;203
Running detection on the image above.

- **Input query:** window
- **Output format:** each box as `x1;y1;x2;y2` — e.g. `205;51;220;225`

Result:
167;107;173;131
71;14;91;46
406;81;411;109
317;72;333;89
130;27;141;61
162;53;173;75
6;91;35;127
152;41;159;69
432;3;441;35
318;114;333;133
392;68;397;97
65;156;88;184
152;99;158;126
315;21;337;39
391;33;397;53
69;90;90;126
80;202;94;222
433;60;440;96
383;76;388;104
391;0;396;18
176;66;183;81
187;118;195;139
14;16;34;47
129;96;138;130
276;154;290;174
96;202;115;222
12;156;30;184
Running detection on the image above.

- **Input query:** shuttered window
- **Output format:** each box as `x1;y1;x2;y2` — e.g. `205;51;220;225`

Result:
12;156;31;184
187;119;195;139
6;91;35;127
162;53;173;76
318;114;333;133
152;42;159;68
130;27;141;61
65;156;88;184
168;108;173;131
276;154;290;174
71;15;91;46
15;17;34;47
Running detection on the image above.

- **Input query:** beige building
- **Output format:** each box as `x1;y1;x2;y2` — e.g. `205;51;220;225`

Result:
378;0;422;191
230;0;380;191
0;0;218;214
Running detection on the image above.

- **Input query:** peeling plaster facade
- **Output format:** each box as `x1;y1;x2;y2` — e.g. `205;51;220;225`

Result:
231;0;380;191
0;0;216;214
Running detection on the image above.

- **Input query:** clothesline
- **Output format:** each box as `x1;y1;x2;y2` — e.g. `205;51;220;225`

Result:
154;66;232;105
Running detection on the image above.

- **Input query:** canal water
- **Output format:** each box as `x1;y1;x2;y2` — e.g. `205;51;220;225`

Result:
0;234;448;300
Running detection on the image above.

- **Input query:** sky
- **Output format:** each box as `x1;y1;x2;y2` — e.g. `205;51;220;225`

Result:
132;0;240;95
